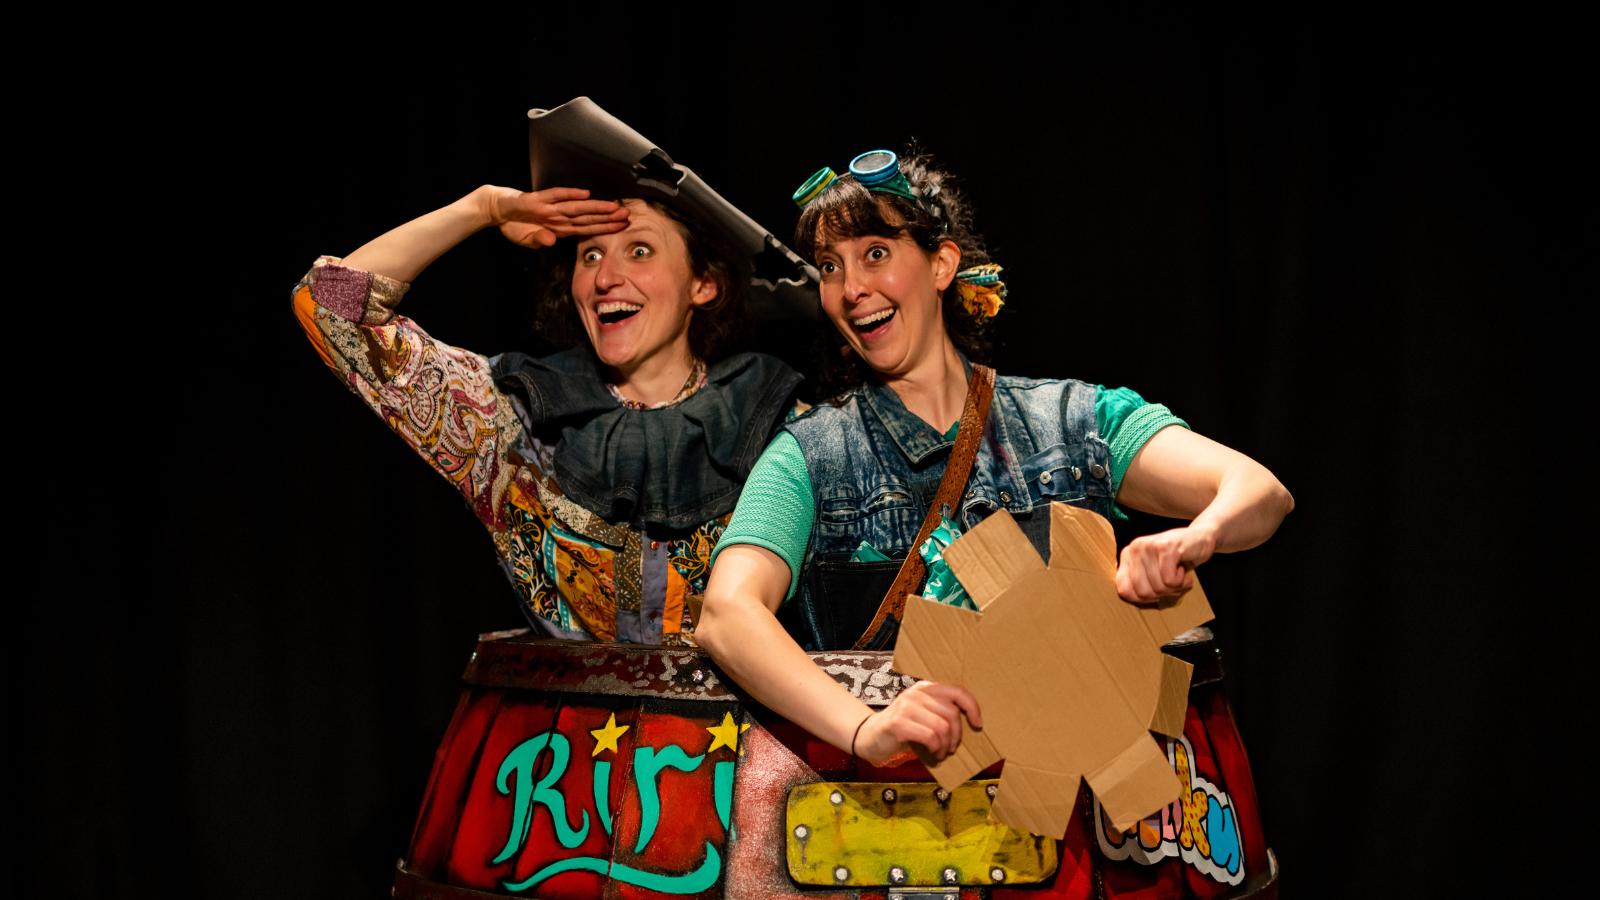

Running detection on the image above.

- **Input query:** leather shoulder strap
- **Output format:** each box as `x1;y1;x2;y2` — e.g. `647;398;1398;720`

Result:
851;365;996;649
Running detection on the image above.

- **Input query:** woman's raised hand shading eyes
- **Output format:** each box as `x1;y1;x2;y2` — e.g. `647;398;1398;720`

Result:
483;186;631;249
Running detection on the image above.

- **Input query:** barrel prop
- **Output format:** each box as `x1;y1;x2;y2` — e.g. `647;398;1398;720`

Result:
394;633;1277;899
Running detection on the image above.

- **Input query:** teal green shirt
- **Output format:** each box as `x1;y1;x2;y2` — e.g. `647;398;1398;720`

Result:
714;386;1186;601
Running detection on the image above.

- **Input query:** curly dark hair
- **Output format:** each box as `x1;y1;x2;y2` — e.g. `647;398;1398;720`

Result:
793;150;996;393
538;199;746;362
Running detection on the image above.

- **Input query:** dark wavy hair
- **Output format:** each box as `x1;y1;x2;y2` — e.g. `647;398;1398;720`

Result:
539;199;746;362
793;150;995;393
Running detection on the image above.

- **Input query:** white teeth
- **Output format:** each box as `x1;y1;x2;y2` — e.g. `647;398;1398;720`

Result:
597;301;643;315
852;309;894;327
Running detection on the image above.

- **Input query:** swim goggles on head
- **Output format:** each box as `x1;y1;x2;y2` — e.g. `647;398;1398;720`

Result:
793;149;919;207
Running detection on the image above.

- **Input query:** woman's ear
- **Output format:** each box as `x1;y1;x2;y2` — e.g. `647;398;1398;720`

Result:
689;271;719;308
931;239;962;290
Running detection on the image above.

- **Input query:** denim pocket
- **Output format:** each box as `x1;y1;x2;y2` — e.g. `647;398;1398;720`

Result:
1083;435;1112;498
819;490;864;525
817;480;919;536
796;555;904;650
863;484;915;515
1022;443;1086;504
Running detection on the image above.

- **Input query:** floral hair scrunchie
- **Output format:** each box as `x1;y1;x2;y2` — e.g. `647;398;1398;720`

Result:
955;263;1007;320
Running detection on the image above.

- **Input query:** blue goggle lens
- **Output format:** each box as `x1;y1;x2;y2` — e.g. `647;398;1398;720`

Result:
849;149;900;186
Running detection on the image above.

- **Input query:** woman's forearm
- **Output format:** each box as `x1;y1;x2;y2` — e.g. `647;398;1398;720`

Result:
696;547;873;753
1114;427;1293;602
343;187;496;283
1120;426;1293;552
1188;460;1295;554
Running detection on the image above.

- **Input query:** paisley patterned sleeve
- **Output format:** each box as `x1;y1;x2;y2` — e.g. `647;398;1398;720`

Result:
292;256;522;528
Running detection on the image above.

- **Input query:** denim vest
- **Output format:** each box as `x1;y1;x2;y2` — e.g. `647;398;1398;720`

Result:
779;374;1114;650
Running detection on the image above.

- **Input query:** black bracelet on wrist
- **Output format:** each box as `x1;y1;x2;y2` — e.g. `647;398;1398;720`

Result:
850;712;872;760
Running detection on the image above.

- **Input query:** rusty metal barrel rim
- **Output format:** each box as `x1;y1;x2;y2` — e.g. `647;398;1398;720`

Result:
463;627;1222;707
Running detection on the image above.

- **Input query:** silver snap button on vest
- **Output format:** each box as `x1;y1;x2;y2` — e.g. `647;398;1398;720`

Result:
1000;491;1012;503
1090;463;1107;479
1038;471;1052;485
1072;466;1083;480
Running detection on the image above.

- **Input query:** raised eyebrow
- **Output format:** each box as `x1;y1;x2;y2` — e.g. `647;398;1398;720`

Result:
619;221;664;241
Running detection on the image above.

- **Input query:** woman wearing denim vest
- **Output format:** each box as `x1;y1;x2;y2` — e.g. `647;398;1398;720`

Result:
294;185;801;644
696;151;1292;768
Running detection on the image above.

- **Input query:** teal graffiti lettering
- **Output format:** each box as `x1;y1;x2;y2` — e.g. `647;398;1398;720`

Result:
502;842;723;894
1205;795;1241;875
492;731;732;894
632;744;705;853
594;759;613;836
714;760;735;831
493;732;591;862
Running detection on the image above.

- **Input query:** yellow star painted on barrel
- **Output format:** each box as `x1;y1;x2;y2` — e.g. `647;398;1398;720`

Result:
705;712;751;753
590;713;630;757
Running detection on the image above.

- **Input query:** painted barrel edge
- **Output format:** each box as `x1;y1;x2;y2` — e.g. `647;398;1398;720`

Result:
462;628;1221;707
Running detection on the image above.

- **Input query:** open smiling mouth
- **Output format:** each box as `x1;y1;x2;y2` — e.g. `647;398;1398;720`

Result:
851;308;896;334
597;301;643;325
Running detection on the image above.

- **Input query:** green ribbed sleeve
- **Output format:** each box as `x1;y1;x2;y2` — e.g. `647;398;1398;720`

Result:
712;431;815;602
1096;385;1188;496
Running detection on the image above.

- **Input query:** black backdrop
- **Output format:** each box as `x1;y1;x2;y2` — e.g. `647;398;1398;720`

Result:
21;14;1587;899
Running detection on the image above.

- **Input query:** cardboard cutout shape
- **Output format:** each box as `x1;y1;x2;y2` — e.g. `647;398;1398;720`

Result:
892;503;1215;838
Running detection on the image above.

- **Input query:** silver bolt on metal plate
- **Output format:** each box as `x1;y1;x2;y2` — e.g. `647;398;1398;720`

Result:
882;788;897;803
889;866;907;884
942;866;959;884
935;788;950;803
830;790;844;806
834;866;850;882
985;783;998;799
991;867;1006;882
794;824;809;839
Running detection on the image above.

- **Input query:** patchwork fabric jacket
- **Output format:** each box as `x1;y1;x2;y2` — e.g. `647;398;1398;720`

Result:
293;256;800;643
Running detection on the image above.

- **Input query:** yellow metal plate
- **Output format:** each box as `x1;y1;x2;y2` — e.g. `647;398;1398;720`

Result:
785;779;1058;887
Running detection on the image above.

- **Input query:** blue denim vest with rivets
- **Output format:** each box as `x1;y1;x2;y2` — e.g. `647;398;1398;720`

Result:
779;373;1114;650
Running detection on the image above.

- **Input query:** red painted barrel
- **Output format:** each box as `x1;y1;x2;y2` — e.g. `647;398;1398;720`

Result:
393;630;1277;899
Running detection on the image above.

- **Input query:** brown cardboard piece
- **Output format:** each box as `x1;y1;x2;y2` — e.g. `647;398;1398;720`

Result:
892;503;1213;838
